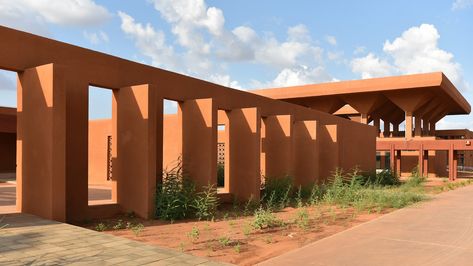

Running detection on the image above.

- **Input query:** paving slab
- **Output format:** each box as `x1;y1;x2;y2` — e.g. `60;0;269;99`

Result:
259;185;473;266
0;213;230;265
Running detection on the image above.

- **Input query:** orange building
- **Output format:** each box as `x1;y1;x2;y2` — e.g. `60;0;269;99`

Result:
0;26;375;223
253;72;473;180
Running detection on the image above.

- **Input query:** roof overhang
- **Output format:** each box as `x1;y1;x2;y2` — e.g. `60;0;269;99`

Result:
252;73;471;121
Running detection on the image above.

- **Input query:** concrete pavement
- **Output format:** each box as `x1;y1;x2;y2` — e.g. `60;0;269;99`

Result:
0;213;227;265
259;185;473;266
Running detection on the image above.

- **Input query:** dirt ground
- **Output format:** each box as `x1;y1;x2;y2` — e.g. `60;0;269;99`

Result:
84;177;473;265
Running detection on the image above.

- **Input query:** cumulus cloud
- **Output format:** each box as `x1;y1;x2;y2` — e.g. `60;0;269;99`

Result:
83;30;109;45
325;35;337;46
118;11;178;71
351;53;394;79
452;0;473;10
351;24;465;89
119;0;330;89
0;0;111;34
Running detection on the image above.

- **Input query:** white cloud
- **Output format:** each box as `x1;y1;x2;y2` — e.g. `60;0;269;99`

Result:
353;46;366;55
325;35;337;46
272;65;333;87
119;0;329;89
0;0;110;34
83;30;109;45
351;24;465;89
118;11;178;71
452;0;473;10
351;53;394;79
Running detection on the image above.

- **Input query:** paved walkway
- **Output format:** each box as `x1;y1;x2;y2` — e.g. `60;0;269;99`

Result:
259;185;473;266
0;213;227;265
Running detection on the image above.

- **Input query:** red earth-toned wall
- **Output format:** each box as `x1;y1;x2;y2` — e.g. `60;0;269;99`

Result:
0;26;376;222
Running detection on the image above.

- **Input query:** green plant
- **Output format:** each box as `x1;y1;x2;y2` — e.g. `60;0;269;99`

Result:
131;223;144;236
234;242;241;253
187;226;200;242
218;236;232;246
252;207;283;230
193;184;219;221
262;175;294;210
404;166;426;187
242;223;252;237
242;195;258;216
95;223;107;232
113;219;125;230
295;208;310;230
155;161;197;221
295;186;303;208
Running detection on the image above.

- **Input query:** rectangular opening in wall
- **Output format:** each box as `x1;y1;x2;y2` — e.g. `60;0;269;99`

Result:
88;85;115;206
217;110;229;194
163;99;181;175
0;69;17;214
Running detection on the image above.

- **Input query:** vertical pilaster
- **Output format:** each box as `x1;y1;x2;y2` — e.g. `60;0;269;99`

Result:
261;115;293;178
422;119;429;136
418;144;424;176
389;145;396;173
374;118;380;137
405;112;413;139
115;84;161;219
429;122;436;136
383;120;390;138
396;150;402;177
181;98;217;188
227;108;261;201
293;120;319;186
414;115;422;137
17;63;66;222
392;123;399;137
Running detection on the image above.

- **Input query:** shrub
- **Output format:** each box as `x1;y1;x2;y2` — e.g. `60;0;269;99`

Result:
155;162;196;221
404;166;426;187
262;175;294;210
95;223;107;232
252;207;283;230
187;226;200;242
193;184;219;220
295;208;310;230
131;223;144;236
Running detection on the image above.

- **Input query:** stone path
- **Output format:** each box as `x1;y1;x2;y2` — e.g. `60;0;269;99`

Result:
259;185;473;266
0;213;228;265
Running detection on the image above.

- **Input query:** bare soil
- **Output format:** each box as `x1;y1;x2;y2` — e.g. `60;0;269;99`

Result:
82;177;473;265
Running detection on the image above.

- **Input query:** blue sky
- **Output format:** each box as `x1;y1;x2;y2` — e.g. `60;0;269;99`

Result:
0;0;472;128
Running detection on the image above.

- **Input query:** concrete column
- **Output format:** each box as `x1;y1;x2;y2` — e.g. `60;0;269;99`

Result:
422;119;429;136
429;122;436;136
115;84;161;219
227;108;261;201
65;76;89;222
423;150;429;177
181;98;217;188
389;144;396;173
448;144;457;181
418;144;424;176
17;63;66;222
383;120;390;138
414;115;422;137
405;112;413;139
360;113;368;124
373;118;380;137
261;115;293;178
293;120;319;187
319;124;339;181
396;150;402;177
392;123;399;137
